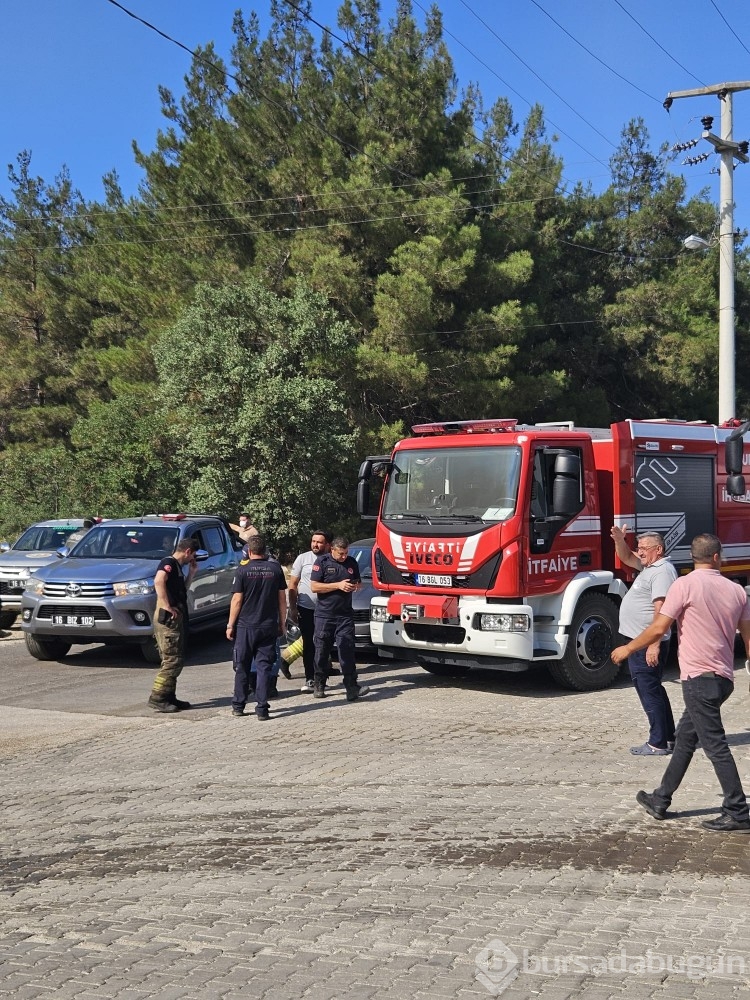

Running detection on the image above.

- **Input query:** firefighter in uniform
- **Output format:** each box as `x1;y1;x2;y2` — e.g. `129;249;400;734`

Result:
148;538;199;713
310;536;370;702
226;534;287;720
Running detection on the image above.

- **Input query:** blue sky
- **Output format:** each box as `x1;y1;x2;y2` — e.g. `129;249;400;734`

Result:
3;1;750;235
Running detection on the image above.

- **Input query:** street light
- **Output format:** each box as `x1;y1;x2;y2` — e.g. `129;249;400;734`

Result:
682;234;711;252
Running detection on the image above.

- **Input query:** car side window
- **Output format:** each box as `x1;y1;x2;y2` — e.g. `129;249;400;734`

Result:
202;526;226;556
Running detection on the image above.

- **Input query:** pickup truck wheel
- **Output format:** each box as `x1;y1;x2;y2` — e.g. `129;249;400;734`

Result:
141;637;161;663
142;616;188;664
0;610;18;629
547;594;619;691
25;635;72;661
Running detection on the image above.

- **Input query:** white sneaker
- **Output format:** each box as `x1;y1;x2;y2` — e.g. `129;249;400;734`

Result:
300;680;315;693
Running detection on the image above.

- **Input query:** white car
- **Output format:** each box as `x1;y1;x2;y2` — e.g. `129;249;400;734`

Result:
0;520;88;628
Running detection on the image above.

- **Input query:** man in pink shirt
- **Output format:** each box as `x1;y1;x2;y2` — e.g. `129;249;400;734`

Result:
611;533;750;832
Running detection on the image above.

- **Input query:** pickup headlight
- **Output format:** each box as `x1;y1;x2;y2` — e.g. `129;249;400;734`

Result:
370;605;391;623
25;576;45;595
478;613;530;632
113;578;155;597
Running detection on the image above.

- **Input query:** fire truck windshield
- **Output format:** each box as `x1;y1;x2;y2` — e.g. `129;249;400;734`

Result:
381;446;522;522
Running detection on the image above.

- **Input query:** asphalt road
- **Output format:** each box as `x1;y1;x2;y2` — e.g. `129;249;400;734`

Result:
0;622;238;715
0;622;577;717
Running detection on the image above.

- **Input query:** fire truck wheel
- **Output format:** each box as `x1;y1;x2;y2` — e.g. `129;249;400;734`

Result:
548;594;619;691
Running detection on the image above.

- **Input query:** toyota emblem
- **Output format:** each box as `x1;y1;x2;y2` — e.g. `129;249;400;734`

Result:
65;583;82;597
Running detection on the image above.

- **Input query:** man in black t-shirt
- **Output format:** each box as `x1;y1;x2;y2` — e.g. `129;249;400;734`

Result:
148;538;199;713
310;536;370;703
226;535;287;720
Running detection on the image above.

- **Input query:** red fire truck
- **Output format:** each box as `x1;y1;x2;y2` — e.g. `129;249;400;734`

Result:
357;418;750;690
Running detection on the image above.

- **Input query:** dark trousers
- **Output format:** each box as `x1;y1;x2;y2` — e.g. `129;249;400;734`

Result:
251;639;281;680
652;672;749;821
314;614;357;693
624;635;675;749
232;625;277;715
299;605;316;681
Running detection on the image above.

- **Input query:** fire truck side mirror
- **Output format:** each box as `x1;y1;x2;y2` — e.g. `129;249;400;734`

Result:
725;435;746;496
727;474;746;497
357;479;375;519
552;452;582;517
725;437;744;475
357;455;391;519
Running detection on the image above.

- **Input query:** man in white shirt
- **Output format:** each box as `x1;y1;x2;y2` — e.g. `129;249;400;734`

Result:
288;530;331;692
611;527;677;756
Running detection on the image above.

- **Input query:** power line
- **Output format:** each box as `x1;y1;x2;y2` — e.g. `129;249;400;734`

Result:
709;0;750;59
0;190;686;264
2;3;693;265
454;0;617;150
611;0;706;87
409;0;610;170
527;0;662;105
1;196;555;252
103;0;569;216
282;0;583;193
103;0;445;195
1;174;551;227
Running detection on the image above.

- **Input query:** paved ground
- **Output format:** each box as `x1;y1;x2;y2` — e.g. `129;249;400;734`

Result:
2;626;750;999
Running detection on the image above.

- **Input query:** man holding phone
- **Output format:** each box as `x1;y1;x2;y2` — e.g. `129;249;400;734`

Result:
148;537;199;713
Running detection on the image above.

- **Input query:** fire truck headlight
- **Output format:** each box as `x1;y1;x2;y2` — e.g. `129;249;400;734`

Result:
370;605;391;623
478;613;530;632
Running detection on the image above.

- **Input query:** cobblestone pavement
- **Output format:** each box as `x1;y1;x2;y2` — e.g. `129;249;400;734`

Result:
2;649;750;999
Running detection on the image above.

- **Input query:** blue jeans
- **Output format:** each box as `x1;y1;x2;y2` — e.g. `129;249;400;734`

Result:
652;672;749;821
625;636;675;749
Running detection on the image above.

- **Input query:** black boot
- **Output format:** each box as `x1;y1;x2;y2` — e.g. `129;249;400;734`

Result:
148;694;179;713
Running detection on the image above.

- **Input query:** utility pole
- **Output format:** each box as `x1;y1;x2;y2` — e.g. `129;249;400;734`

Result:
665;82;750;424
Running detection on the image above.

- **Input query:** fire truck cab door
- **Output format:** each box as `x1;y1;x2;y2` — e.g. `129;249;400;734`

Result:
527;446;588;593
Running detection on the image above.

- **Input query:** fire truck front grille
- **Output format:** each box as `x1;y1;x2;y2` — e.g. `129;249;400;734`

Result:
404;623;466;645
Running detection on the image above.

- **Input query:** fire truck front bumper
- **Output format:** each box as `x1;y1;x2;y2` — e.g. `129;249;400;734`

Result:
369;594;539;671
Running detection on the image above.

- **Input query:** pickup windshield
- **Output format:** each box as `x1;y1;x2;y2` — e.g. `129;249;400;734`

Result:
381;445;521;522
14;524;81;551
70;526;181;559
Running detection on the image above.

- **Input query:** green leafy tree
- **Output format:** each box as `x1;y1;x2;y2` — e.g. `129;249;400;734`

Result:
0;444;81;537
152;278;359;546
